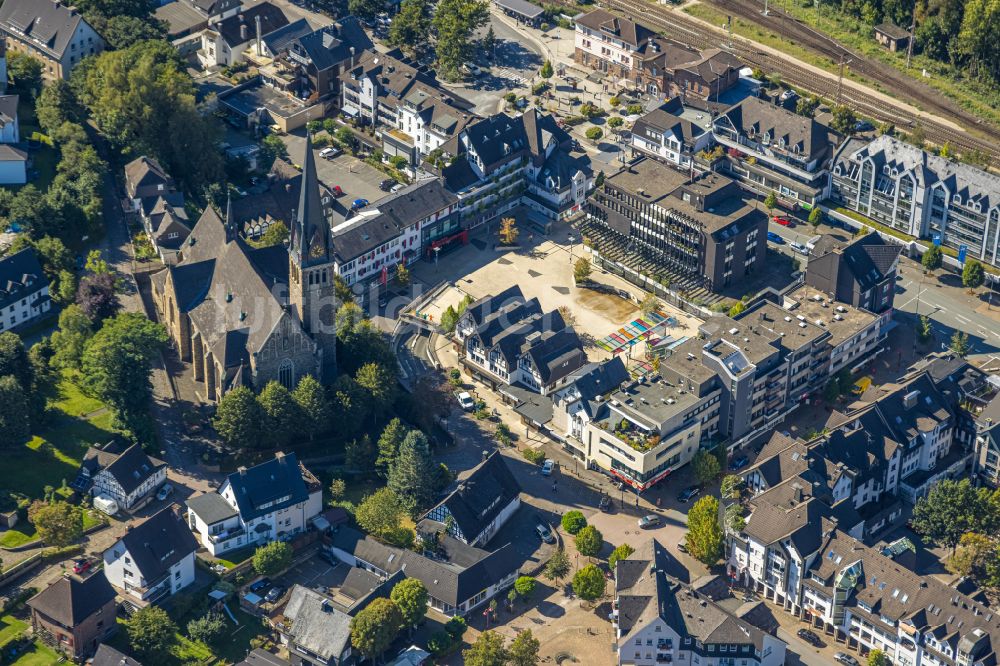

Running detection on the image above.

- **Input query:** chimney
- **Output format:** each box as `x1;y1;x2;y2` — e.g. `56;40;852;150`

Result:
792;483;803;504
903;390;920;410
237;466;247;475
275;451;285;462
240;22;248;42
349;46;355;69
256;15;263;56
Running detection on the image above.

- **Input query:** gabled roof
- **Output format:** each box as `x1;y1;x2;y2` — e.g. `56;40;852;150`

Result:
281;586;353;662
116;507;199;582
186;491;238;526
560;357;630;418
810;231;901;291
0;247;48;311
0;0;92;60
464;113;529;169
235;649;290;666
28;572;117;628
224;453;312;522
291;18;373;72
92;644;143;666
717;96;832;160
421;452;521;545
0;95;19;126
574;9;654;49
124;157;172;199
261;18;311;54
99;444;166;495
633;103;705;148
214;3;289;48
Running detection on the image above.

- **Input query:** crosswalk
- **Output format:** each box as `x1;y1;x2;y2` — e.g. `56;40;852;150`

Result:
492;66;528;86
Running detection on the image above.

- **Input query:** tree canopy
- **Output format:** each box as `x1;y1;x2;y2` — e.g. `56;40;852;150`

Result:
390;578;429;629
432;0;490;81
351;598;402;661
252;541;293;576
572;564;606;601
686;496;725;565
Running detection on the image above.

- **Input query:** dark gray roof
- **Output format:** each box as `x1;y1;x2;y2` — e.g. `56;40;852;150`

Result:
101;444;166;495
261;17;311;54
28;572;116;628
717;96;831;160
0;95;18;126
124;156;172;199
225;453;311;522
290;134;329;268
563;357;631;417
0;247;48;311
493;0;544;18
633;103;705;148
92;644;142;666
291;19;373;73
117;507;199;582
214;3;289;48
422;452;521;545
464;113;529;169
875;22;910;39
574;9;654;48
186;492;238;526
0;0;92;60
811;231;901;291
235;649;290;666
0;144;27;162
281;586;353;662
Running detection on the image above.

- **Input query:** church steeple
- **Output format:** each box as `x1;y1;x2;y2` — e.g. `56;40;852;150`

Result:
292;132;327;266
224;191;237;242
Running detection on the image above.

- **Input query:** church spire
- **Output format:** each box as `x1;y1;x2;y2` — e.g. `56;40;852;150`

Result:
294;131;326;265
224;191;236;242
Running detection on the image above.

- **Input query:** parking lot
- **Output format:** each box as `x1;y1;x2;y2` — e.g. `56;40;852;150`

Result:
282;133;391;210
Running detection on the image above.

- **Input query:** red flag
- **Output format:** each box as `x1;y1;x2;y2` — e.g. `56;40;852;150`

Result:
380;266;388;285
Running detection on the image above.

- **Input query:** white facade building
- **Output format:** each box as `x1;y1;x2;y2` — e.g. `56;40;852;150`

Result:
0;248;50;332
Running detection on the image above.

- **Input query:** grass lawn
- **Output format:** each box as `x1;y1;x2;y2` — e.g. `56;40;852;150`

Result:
0;371;115;502
82;509;106;531
213;545;256;570
0;615;28;648
8;641;60;666
16;96;57;192
0;524;37;548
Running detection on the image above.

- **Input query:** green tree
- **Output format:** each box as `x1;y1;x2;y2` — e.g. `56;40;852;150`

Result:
214;386;263;451
574;257;592;283
808;207;824;227
292;374;331;439
345;434;377;473
28;500;83;547
127;606;177;658
507;630;541;666
514;576;537;598
917;314;934;344
608;543;635;570
830;105;858;134
389;0;432;57
355;362;397;423
922;244;943;272
686;496;725;565
607;116;625;130
187;612;227;645
720;475;745;501
36;80;82;135
8;52;42;95
376;417;410;478
355;488;406;539
329;478;347;501
692;448;721;484
868;649;891;666
0;375;31;451
80;312;168;441
572;564;606;601
332;375;369;440
252;221;290;248
100;15;167;49
574;525;603;558
390;578;429;630
911;479;989;551
585;126;603;142
823;376;841;403
253;541;293;576
464;630;507;666
440;305;460;333
795;95;820;117
763;191;778;215
543;549;571;582
725;503;746;533
946;532;997;581
639;293;660;316
950;330;972;357
433;0;490;81
540;60;554;78
257;380;300;449
962;259;985;292
50;305;94;371
727;301;746;318
957;0;1000;83
0;332;32;389
387;430;439;514
351;598;403;662
561;510;587;535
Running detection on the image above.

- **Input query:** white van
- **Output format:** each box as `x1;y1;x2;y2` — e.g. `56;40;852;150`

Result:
93;494;119;516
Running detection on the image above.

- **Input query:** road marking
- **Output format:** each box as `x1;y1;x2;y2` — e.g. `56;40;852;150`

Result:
956;314;970;324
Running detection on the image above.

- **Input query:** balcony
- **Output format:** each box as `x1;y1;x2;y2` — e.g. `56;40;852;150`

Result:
208;526;246;544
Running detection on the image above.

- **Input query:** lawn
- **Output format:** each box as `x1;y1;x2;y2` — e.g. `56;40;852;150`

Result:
0;371;115;502
17;96;57;192
0;524;37;548
7;641;60;666
0;615;28;648
212;545;256;570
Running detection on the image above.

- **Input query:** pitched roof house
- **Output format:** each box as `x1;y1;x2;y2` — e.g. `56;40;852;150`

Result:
0;247;51;333
197;2;290;68
73;441;167;512
0;94;20;144
274;586;360;666
186;452;323;556
92;644;143;666
806;231;902;313
28;572;118;659
0;0;104;80
102;507;199;608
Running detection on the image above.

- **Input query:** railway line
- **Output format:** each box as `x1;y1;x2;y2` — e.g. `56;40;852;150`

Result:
592;0;1000;166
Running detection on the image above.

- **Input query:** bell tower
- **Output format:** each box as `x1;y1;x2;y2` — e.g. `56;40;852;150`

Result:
288;133;338;381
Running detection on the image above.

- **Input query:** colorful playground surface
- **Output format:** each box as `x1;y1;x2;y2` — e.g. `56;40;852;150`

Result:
596;311;680;354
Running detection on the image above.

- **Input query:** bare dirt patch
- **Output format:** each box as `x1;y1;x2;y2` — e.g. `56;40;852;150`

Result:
575;288;638;322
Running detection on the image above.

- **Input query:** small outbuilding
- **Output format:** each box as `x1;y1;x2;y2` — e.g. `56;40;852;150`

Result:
874;23;910;52
493;0;545;26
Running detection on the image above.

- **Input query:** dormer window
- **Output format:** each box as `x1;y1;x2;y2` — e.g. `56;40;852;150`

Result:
762;132;770;143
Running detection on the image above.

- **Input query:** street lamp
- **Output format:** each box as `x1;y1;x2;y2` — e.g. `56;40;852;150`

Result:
568;234;575;264
434;246;441;266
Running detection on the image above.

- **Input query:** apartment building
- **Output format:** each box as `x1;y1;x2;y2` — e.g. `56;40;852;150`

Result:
455;287;588;396
615;539;787;666
583;158;768;292
831;135;1000;267
0;0;104;81
0;247;51;333
630;99;713;170
573;10;654;79
342;49;478;167
977;406;1000;487
805;232;902;314
330;178;459;288
186;452;323;556
197;2;289;68
712;96;839;209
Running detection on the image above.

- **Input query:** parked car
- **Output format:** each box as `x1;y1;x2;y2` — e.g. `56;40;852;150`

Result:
797;629;822;646
854;120;875;132
249;578;271;594
390;183;405;193
265;585;285;603
767;231;784;244
330;185;344;197
638;515;662;529
72;559;93;575
772;215;793;227
790;241;809;254
319;146;341;159
541;459;555;476
780;89;799;102
318;549;338;566
729;455;750;471
351;198;369;210
535;523;555;544
456;391;475;411
676;486;701;503
599;495;612;512
677;542;688;554
156;483;174;501
379;178;396;191
835;653;859;666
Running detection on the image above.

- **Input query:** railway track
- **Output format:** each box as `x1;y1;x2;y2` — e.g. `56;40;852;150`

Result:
592;0;1000;166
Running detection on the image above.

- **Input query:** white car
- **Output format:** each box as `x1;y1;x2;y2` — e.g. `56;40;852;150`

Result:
319;146;341;159
456;391;475;411
541;459;555;476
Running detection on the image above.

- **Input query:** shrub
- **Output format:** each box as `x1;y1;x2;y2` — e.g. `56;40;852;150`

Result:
561;510;587;535
522;448;546;464
445;616;467;639
514;576;537;597
428;631;453;655
625;103;644;115
584;127;603;142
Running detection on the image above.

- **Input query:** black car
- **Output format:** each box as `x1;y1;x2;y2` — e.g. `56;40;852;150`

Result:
318;549;337;566
599;495;612;512
379;178;396;191
730;455;750;471
797;629;822;646
248;577;271;594
677;486;701;503
265;585;285;603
